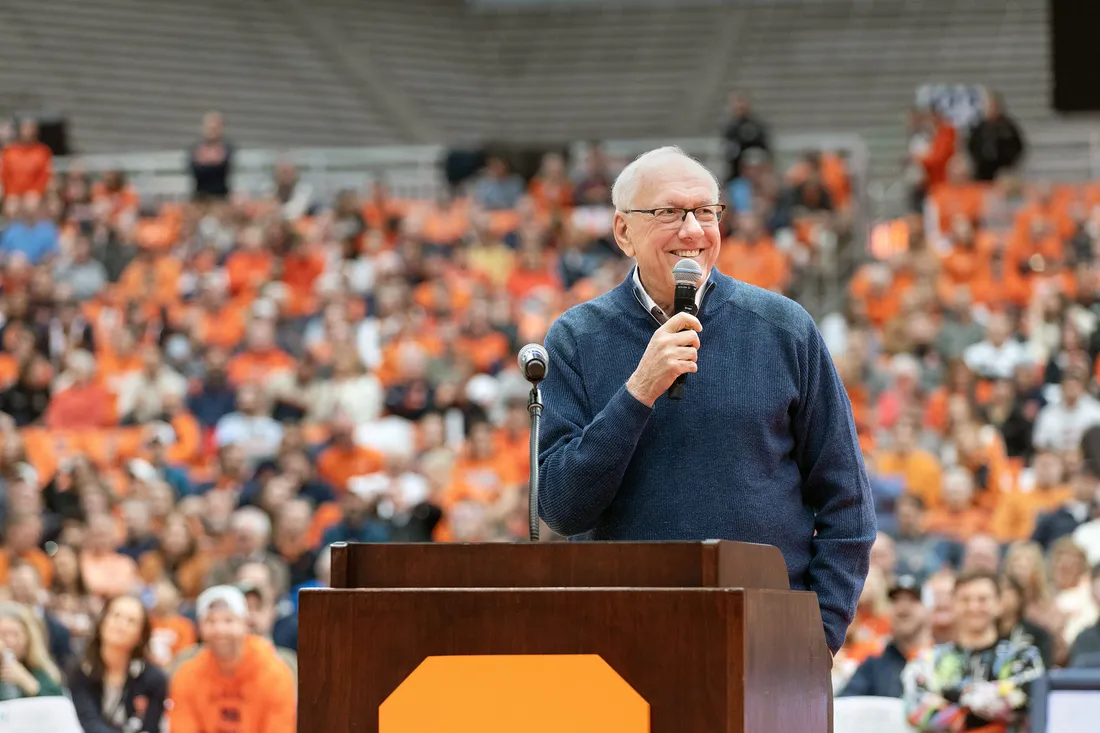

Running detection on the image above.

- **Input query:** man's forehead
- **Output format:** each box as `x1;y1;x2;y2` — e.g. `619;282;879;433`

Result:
634;158;717;205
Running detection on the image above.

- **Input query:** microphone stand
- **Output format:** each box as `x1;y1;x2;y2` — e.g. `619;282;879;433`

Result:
527;384;542;542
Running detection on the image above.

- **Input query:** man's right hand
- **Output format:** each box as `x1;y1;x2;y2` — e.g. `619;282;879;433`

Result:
626;312;702;407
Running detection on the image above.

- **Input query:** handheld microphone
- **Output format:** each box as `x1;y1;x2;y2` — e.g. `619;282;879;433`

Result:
668;258;703;401
518;343;549;384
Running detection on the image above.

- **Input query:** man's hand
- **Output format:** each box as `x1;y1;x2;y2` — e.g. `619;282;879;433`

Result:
626;312;702;407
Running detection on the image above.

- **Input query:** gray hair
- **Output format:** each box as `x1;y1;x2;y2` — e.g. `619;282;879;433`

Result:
231;506;272;539
611;146;721;211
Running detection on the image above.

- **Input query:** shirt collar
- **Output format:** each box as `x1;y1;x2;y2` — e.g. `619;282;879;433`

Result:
631;265;710;324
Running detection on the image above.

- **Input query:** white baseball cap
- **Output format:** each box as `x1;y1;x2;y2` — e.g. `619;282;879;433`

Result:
196;585;249;620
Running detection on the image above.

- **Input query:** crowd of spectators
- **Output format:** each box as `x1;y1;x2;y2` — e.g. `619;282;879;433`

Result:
830;90;1100;732
0;104;853;729
3;85;1094;732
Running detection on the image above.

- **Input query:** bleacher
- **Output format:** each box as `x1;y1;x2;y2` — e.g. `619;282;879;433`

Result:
5;0;1092;188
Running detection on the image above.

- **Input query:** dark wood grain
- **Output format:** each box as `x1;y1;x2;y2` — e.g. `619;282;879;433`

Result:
299;587;827;733
332;540;789;591
739;590;830;733
328;541;349;588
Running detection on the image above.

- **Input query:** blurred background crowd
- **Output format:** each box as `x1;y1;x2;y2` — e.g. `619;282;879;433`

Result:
2;0;1100;731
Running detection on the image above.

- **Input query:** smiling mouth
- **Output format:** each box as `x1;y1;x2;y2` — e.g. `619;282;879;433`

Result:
671;249;702;258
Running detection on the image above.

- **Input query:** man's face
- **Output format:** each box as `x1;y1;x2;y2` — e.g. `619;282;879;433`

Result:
8;566;40;606
613;157;722;306
18;120;37;144
200;605;247;660
953;579;1000;638
895;499;923;535
869;535;896;577
889;593;926;639
245;592;275;636
1072;472;1099;503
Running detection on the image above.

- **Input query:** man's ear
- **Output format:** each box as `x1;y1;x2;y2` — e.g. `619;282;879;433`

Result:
613;212;634;258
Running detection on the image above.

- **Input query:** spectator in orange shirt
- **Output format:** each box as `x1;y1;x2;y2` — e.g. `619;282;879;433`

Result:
719;213;788;291
80;512;140;600
45;350;116;430
454;299;511;375
913;107;957;193
315;413;385;494
528;152;574;221
0;119;52;198
877;416;944;509
0;513;54;587
226;226;274;300
226;320;296;387
923;466;990;543
148;579;197;668
991;449;1071;542
507;236;560;301
168;586;296;733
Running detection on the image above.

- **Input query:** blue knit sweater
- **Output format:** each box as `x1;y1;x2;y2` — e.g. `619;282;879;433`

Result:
537;268;875;653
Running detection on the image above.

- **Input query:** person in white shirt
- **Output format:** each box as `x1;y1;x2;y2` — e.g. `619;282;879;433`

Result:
214;384;284;465
1033;367;1100;453
962;312;1029;380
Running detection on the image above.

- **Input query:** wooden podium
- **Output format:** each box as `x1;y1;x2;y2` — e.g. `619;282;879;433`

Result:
298;541;831;733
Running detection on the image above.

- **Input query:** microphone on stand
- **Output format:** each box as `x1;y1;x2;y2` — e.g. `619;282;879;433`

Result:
518;344;548;542
668;258;703;401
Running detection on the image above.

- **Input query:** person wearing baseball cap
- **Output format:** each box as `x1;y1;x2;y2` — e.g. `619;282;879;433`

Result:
839;575;930;699
167;585;295;733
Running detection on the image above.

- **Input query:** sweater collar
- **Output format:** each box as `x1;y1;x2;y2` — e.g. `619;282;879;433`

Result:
624;266;733;325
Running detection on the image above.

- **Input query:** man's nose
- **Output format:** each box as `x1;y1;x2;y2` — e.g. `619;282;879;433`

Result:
679;212;705;238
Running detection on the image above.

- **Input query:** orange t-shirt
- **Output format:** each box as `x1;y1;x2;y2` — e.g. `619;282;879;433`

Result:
719;238;789;292
876;450;943;509
1;142;52;196
316;444;386;493
0;548;55;588
80;551;139;598
226;349;296;386
922;507;990;542
149;614;197;668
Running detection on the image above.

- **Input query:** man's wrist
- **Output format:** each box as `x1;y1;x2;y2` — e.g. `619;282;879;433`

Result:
625;375;654;408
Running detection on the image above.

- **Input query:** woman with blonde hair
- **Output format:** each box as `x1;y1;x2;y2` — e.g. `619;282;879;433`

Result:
1050;537;1099;647
1004;541;1054;608
0;602;64;700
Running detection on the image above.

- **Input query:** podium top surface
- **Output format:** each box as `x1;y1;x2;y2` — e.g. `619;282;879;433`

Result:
329;540;790;591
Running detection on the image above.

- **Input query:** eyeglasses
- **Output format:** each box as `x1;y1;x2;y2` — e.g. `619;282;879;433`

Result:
621;204;727;226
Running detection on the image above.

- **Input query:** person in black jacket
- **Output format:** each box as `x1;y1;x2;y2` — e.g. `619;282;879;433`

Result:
966;93;1026;182
1031;464;1100;550
722;93;770;182
68;595;167;733
839;575;930;698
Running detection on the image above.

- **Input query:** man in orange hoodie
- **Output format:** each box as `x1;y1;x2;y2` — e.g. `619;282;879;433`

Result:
169;585;296;733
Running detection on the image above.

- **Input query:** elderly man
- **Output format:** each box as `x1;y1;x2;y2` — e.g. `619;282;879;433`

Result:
538;146;875;655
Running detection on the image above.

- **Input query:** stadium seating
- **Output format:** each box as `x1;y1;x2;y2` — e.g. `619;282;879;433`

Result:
3;0;1084;186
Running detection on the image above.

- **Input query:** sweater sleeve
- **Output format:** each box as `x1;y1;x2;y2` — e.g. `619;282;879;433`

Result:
537;319;653;536
793;326;876;654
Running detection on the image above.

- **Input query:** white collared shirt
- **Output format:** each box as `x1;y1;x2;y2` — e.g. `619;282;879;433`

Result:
631;266;708;324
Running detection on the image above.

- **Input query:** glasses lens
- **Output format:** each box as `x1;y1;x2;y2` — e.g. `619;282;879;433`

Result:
654;208;683;224
695;206;724;223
